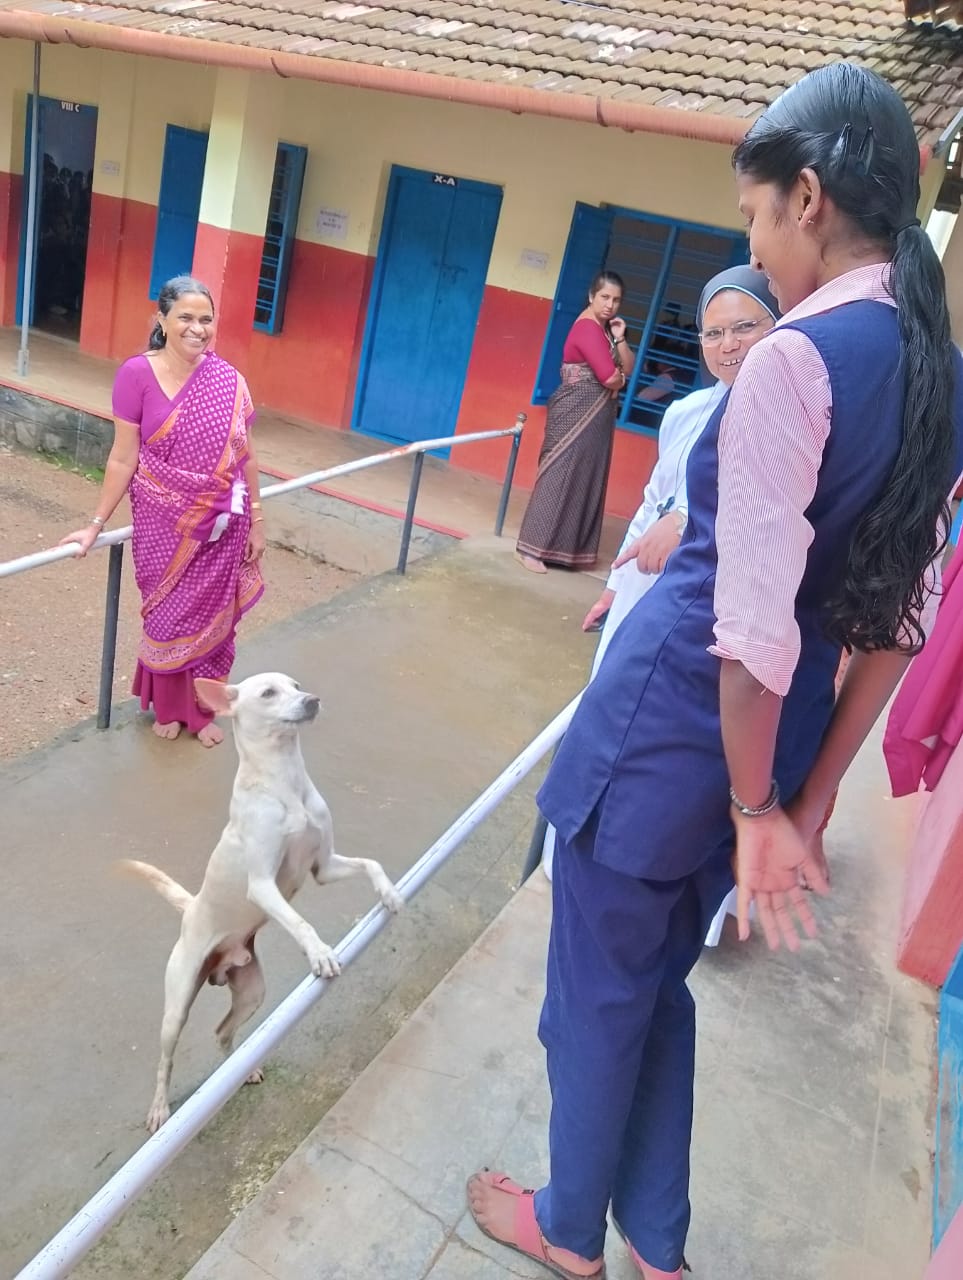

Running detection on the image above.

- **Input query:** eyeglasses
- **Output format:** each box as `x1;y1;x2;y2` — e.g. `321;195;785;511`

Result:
698;319;766;346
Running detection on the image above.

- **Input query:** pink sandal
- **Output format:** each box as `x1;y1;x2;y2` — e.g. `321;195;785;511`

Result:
612;1218;690;1278
466;1170;606;1280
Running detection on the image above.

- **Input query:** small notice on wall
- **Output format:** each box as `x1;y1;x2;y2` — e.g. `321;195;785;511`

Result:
100;160;121;177
316;208;349;240
520;249;549;271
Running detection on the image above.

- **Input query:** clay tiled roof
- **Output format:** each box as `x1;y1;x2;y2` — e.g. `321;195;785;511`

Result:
1;1;962;146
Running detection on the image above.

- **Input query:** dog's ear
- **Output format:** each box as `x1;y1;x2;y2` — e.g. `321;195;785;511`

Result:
194;679;239;715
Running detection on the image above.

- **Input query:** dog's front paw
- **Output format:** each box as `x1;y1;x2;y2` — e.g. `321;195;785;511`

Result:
306;939;341;979
381;885;404;914
146;1100;170;1134
245;1068;265;1086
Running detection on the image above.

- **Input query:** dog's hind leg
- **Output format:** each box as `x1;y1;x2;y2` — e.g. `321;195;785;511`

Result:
146;939;205;1134
313;851;404;914
215;949;267;1085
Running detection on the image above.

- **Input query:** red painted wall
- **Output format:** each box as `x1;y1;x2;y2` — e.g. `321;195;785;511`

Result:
0;179;658;518
192;222;264;372
246;239;372;429
1;177;157;358
80;192;157;359
0;171;22;327
453;283;658;520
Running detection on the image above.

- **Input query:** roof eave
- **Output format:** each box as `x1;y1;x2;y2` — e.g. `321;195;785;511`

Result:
0;10;751;146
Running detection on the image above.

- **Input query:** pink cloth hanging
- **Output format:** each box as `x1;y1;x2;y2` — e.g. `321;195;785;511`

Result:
884;546;963;797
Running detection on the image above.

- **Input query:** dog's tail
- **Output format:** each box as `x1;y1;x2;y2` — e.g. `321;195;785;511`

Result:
116;859;194;914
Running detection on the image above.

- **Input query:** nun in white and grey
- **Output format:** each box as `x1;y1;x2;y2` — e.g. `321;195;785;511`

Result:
545;264;780;949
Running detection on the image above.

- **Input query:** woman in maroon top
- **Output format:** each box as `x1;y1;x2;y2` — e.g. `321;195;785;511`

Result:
516;271;636;573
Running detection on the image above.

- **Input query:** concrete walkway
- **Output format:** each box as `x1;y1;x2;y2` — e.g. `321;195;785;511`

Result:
1;536;599;1279
1;328;941;1280
182;722;935;1280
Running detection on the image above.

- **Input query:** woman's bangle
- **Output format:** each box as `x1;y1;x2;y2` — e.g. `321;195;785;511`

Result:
252;515;264;524
614;337;626;345
89;516;106;527
251;501;262;510
729;779;780;818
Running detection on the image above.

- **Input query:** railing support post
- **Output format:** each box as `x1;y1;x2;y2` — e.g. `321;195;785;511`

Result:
397;451;425;575
97;543;124;730
521;812;549;883
494;413;525;537
520;737;563;881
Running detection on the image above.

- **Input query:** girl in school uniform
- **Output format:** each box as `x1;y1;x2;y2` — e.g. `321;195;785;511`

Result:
468;63;963;1280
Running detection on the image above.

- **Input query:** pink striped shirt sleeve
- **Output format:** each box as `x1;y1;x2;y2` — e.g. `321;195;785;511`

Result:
710;329;831;696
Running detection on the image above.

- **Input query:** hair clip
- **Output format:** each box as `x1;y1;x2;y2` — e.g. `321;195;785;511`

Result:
827;122;853;172
854;126;875;176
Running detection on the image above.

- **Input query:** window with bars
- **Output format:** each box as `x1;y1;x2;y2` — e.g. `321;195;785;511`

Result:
253;142;307;334
533;203;748;434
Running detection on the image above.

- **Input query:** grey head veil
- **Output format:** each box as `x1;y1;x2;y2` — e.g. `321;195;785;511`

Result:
697;265;780;328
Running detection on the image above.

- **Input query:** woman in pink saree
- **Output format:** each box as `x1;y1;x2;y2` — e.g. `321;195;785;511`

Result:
61;277;265;746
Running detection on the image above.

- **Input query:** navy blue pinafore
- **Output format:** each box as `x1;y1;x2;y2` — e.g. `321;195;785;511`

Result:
528;302;963;1270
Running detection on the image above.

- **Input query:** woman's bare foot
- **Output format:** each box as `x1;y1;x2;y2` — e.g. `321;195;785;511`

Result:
197;723;225;748
152;720;182;741
516;552;548;575
467;1172;602;1277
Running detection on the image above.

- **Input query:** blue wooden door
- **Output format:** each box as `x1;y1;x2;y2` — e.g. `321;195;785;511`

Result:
17;97;98;327
149;125;209;299
352;167;502;453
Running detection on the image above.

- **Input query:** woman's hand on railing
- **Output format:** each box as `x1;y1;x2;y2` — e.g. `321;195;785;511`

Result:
58;525;101;558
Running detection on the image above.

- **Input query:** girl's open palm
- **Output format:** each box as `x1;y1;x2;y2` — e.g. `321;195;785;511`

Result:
732;806;829;951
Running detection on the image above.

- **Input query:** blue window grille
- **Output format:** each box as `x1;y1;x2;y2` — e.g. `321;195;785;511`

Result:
534;204;749;435
254;143;307;334
149;125;209;301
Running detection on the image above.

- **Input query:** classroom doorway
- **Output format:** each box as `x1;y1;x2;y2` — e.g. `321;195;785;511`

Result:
352;165;502;453
17;97;98;342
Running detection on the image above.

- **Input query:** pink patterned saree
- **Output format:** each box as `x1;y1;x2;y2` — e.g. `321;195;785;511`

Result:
128;353;264;730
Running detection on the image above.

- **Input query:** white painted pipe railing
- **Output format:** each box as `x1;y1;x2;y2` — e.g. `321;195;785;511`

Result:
0;423;524;580
13;692;580;1280
0;418;526;728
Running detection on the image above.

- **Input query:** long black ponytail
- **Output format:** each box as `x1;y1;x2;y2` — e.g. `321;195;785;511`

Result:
734;64;956;653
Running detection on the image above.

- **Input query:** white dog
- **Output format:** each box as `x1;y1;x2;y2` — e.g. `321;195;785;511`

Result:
121;672;403;1133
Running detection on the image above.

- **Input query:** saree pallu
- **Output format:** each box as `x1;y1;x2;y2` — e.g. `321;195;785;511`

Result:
129;354;264;726
516;364;616;568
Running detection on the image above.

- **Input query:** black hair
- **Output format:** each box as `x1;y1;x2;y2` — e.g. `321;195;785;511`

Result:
588;270;625;298
149;276;215;350
733;63;956;653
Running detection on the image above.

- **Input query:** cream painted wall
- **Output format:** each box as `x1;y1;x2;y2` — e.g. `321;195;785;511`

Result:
0;41;32;171
275;78;744;297
0;40;955;300
0;39;214;206
198;68;283;235
0;41;753;301
941;214;963;347
96;53;213;204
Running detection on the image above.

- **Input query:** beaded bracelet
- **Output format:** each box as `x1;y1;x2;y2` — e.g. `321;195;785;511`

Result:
729;779;780;817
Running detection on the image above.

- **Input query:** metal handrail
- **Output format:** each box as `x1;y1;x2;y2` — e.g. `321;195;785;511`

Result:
13;693;580;1280
0;421;526;579
0;417;526;726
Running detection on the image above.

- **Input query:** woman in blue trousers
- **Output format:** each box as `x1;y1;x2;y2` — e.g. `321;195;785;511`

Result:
468;63;963;1279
